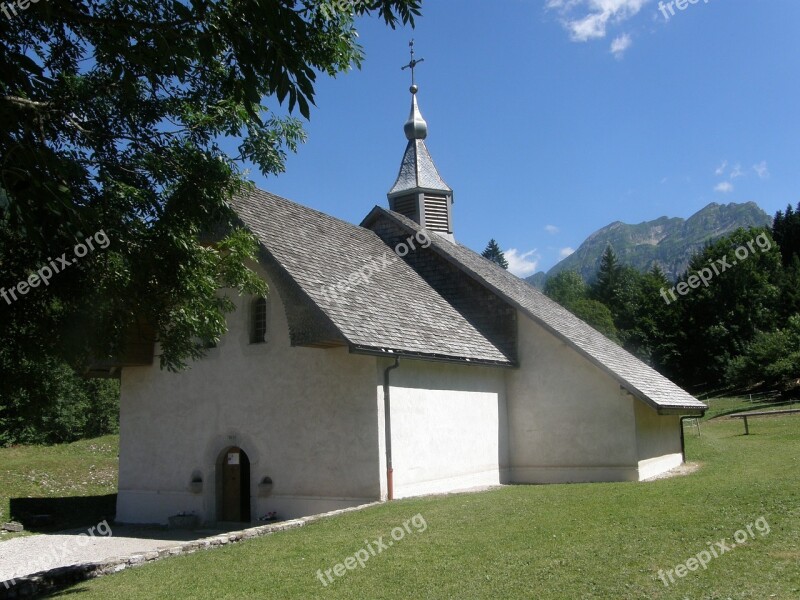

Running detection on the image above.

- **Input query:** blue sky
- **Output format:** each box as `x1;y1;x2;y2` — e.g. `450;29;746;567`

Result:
253;0;800;276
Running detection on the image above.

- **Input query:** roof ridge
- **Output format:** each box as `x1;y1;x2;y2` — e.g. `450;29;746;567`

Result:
243;187;374;235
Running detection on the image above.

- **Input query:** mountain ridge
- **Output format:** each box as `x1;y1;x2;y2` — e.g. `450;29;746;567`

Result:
526;201;772;286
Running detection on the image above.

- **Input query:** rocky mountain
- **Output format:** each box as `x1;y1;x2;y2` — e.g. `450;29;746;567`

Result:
526;202;772;286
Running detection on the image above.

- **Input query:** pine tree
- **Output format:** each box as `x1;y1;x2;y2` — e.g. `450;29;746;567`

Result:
482;239;509;269
772;202;800;265
592;245;621;305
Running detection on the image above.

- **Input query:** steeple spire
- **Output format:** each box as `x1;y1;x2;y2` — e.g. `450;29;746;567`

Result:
388;41;455;241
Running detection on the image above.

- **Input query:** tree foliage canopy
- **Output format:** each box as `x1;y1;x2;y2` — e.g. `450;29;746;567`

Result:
0;0;420;371
544;270;618;341
545;214;799;396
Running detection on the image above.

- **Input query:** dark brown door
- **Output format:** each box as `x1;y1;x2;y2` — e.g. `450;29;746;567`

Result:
222;448;250;522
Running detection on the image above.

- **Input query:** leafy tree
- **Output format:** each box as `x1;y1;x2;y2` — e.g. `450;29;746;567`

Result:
673;228;782;390
0;0;421;373
726;315;800;392
0;353;120;446
545;270;618;341
569;298;619;341
481;239;508;269
544;270;586;306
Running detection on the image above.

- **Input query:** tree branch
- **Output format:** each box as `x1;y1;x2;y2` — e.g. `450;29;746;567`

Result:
2;95;51;110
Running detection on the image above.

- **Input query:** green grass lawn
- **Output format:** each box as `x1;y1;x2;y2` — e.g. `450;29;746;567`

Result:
0;435;118;539
700;395;799;420
40;408;798;599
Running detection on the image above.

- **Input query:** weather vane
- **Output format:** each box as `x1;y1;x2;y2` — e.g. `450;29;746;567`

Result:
401;39;424;89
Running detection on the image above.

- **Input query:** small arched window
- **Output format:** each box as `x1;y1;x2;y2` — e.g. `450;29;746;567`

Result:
251;297;268;344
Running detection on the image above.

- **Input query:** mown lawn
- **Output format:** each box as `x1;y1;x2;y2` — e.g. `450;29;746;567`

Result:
0;435;118;539
701;395;798;420
46;408;798;599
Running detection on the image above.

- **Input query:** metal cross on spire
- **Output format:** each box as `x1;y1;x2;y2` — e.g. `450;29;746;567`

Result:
401;39;424;90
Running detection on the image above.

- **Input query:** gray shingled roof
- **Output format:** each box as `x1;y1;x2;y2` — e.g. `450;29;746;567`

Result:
388;140;452;196
230;187;704;414
370;208;707;414
231;189;512;366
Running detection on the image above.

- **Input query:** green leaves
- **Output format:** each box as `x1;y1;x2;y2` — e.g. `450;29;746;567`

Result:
0;0;422;373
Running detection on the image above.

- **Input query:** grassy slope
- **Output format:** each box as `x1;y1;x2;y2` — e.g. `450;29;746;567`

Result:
701;396;798;420
0;435;118;539
49;414;799;599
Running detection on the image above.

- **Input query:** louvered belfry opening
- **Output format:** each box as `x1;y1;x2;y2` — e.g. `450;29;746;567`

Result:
422;193;451;234
389;194;419;223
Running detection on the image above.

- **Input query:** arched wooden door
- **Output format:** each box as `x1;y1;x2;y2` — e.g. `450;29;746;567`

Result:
221;447;251;522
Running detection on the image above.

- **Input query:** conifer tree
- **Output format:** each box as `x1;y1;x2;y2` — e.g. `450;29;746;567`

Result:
482;239;509;269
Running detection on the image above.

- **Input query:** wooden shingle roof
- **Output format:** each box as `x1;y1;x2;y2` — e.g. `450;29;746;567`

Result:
232;188;512;366
232;188;706;414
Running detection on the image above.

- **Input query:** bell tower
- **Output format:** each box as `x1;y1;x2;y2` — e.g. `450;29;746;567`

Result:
387;41;454;242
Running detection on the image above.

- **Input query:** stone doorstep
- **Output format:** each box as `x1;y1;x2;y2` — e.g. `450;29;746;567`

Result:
0;502;380;600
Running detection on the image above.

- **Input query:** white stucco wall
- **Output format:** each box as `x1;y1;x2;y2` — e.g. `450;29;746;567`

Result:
380;358;508;498
633;398;683;480
506;314;686;483
118;273;689;525
117;273;381;525
506;315;641;482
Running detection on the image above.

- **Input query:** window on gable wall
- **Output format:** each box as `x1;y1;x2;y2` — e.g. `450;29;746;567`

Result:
251;296;268;344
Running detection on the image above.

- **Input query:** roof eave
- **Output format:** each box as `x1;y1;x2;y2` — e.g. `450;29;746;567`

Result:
387;185;454;198
349;344;516;368
621;384;708;415
658;407;707;416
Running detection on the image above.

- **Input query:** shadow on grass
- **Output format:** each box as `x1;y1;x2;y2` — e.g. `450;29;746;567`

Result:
9;494;116;533
38;589;91;598
705;399;796;420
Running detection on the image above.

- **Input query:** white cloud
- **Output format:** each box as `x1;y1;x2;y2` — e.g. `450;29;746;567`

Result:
714;160;728;176
610;33;632;58
729;163;745;179
560;247;576;258
505;248;540;277
753;160;770;179
547;0;648;42
545;224;560;235
714;181;734;194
